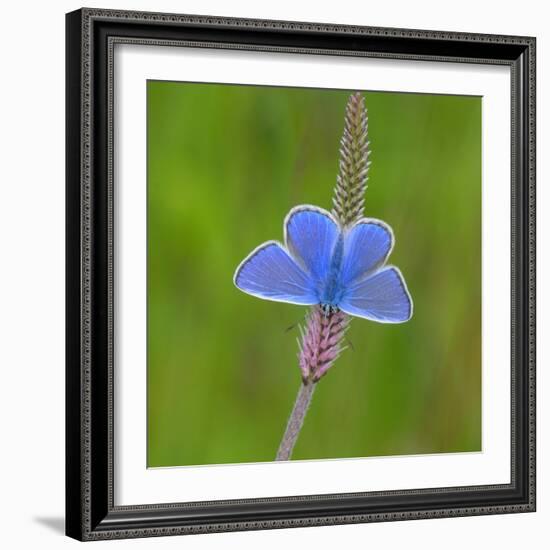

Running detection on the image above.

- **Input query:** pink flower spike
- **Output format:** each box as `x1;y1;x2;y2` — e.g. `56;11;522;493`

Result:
298;307;349;383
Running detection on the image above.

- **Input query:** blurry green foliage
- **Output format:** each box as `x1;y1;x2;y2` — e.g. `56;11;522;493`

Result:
147;81;481;467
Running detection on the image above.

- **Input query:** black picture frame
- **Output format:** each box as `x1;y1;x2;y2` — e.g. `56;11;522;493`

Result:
66;7;536;541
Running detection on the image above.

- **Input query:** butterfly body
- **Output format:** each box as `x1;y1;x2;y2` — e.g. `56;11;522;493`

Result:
234;205;413;324
318;233;345;310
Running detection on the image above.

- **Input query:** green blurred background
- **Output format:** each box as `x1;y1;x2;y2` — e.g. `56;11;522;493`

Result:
147;81;481;467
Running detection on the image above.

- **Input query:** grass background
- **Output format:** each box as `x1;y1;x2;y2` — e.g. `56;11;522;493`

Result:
147;81;481;467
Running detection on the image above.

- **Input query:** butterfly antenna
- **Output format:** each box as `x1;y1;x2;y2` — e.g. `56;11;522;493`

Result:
345;335;355;352
285;322;297;333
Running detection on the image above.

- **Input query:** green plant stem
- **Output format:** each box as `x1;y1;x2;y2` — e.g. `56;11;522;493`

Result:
275;382;316;461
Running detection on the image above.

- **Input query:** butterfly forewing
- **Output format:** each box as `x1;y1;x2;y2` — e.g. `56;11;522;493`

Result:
234;241;318;305
338;266;413;323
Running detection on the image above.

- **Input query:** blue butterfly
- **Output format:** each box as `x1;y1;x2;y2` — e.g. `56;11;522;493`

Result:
234;205;413;323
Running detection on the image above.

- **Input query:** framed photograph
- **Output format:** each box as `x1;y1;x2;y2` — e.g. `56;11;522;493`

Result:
66;7;536;541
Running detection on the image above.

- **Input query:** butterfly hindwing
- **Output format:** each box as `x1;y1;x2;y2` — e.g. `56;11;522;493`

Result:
284;205;339;280
233;241;318;305
338;266;413;323
340;219;394;286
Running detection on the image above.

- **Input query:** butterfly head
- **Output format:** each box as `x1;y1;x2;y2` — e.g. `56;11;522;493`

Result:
320;303;340;317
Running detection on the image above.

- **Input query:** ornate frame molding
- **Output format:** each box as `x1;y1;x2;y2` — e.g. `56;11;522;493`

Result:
66;8;536;541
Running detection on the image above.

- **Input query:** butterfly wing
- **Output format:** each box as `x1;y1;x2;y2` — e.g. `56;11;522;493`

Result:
340;218;394;286
284;205;339;280
338;266;413;323
234;241;318;305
